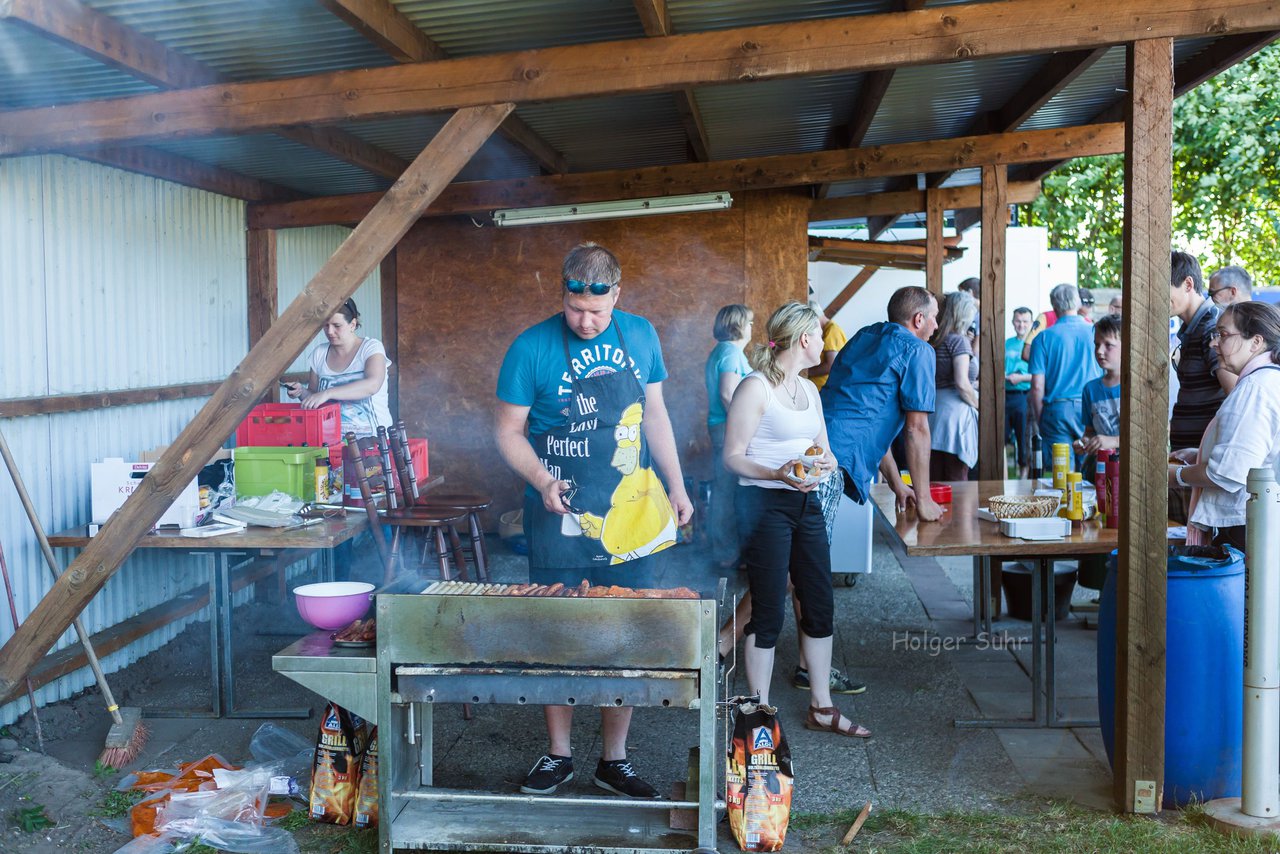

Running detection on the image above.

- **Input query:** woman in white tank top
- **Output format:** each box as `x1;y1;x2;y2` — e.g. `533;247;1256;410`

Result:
721;301;871;739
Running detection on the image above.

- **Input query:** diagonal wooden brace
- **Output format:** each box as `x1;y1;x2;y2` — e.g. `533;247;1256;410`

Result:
0;103;514;700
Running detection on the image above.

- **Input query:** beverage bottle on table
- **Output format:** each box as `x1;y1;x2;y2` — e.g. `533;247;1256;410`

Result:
1094;450;1111;525
1029;434;1043;481
1052;443;1071;494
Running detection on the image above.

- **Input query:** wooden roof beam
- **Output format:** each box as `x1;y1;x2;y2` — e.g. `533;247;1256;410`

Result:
927;46;1107;187
1;0;409;180
0;102;515;703
318;0;569;174
810;180;1041;222
633;0;711;162
5;0;1279;153
249;123;1118;229
1010;30;1280;184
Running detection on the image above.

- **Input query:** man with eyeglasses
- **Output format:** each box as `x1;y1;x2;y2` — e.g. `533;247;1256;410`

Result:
495;241;693;800
1169;250;1235;521
1208;265;1253;307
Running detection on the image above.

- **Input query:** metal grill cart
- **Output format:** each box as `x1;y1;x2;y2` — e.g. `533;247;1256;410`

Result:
375;588;722;853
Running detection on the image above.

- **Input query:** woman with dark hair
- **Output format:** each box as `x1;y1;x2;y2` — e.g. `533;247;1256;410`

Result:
285;297;392;438
706;304;754;570
928;291;979;481
723;301;869;738
1169;301;1280;552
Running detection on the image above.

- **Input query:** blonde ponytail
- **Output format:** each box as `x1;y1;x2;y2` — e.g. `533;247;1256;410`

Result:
748;301;820;385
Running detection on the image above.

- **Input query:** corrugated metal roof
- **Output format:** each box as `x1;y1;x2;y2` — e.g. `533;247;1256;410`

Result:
515;93;690;173
343;116;542;181
0;25;158;109
863;54;1049;147
1023;38;1220;131
670;0;893;32
155;134;389;196
698;73;864;161
83;0;395;80
395;0;645;55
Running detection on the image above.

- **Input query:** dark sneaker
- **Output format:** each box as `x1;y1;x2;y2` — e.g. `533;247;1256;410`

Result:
520;754;574;794
793;666;867;695
593;759;661;799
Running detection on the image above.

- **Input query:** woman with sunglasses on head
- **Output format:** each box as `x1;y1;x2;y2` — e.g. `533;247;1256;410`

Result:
285;297;392;439
722;301;869;738
1168;301;1280;553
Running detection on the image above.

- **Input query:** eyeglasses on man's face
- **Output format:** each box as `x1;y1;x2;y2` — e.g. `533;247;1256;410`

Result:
564;278;617;296
1208;286;1235;304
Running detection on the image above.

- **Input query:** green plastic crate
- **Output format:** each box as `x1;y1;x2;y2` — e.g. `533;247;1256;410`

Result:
233;446;330;500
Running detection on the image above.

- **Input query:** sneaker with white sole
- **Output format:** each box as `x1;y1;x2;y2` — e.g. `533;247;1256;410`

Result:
593;759;660;798
792;665;867;695
520;754;573;794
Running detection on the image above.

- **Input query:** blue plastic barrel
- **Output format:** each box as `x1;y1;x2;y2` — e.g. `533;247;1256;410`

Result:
1097;545;1244;808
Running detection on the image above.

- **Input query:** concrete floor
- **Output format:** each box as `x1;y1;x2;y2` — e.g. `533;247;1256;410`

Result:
4;517;1115;851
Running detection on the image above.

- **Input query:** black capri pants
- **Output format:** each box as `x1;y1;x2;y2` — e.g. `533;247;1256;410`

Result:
736;485;834;649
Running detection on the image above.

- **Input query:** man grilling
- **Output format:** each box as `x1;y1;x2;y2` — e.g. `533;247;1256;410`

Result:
494;242;694;798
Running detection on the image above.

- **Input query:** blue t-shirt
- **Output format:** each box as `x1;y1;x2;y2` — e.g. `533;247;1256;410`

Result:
1004;335;1030;392
820;321;935;503
1081;377;1121;437
705;341;751;427
1028;315;1102;402
496;310;668;436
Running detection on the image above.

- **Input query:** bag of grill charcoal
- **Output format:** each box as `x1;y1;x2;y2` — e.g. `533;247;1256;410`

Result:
726;700;793;852
353;728;379;829
308;703;370;825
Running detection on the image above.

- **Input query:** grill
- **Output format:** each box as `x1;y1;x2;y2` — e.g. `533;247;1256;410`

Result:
275;580;727;853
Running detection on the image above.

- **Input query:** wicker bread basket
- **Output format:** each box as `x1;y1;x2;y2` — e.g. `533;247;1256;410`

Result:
988;494;1061;519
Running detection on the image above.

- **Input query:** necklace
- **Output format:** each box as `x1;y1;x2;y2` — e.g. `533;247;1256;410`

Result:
781;375;803;406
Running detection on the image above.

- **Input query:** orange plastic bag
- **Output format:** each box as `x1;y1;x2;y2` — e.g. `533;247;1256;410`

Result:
127;755;239;837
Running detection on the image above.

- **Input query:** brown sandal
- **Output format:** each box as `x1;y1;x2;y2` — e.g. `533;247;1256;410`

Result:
804;705;871;738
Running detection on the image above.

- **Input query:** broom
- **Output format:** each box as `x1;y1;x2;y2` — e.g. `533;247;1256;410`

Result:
0;427;147;767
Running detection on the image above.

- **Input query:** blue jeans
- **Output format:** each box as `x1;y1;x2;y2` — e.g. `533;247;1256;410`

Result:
1038;398;1085;471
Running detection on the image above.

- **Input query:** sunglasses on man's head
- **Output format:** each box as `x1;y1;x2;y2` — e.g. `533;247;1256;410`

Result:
564;278;616;296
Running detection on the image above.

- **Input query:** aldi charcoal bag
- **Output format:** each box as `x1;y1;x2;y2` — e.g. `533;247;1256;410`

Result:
726;701;794;852
308;703;371;825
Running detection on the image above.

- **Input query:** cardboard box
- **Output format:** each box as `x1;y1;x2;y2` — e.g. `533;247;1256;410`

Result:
91;458;201;529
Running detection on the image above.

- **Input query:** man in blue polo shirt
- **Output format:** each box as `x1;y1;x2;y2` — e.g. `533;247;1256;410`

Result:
1028;284;1102;470
821;286;944;522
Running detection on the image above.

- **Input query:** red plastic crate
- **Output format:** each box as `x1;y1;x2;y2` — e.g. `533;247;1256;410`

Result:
235;403;342;449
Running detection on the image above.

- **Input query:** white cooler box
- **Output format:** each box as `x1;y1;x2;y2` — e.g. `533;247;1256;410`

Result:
91;458;201;529
830;493;874;582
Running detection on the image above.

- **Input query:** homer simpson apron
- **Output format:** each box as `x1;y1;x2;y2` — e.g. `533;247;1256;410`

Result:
526;319;678;570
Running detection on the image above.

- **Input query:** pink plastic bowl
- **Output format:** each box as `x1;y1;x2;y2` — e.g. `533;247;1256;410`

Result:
292;581;374;630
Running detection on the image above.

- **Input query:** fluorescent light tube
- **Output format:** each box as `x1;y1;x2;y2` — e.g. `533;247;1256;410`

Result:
492;192;732;227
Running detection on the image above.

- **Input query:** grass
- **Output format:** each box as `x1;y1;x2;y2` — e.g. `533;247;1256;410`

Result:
277;807;311;831
89;788;145;819
789;800;1279;853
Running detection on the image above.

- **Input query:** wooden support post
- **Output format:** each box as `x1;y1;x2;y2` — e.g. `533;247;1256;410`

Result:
246;228;277;349
825;266;879;318
0;103;515;699
1116;37;1172;814
977;164;1007;481
925;189;944;298
380;248;399;421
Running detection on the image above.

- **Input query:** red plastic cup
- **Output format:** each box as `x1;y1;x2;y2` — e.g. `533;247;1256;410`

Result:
930;483;953;503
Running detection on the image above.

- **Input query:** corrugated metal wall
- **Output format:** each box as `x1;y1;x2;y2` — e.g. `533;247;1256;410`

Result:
0;156;376;725
278;226;381;376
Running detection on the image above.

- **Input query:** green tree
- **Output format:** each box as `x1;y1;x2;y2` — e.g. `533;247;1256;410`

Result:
1023;42;1280;290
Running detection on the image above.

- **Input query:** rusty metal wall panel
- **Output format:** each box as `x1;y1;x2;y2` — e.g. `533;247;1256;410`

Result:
277;227;383;376
0;154;250;725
